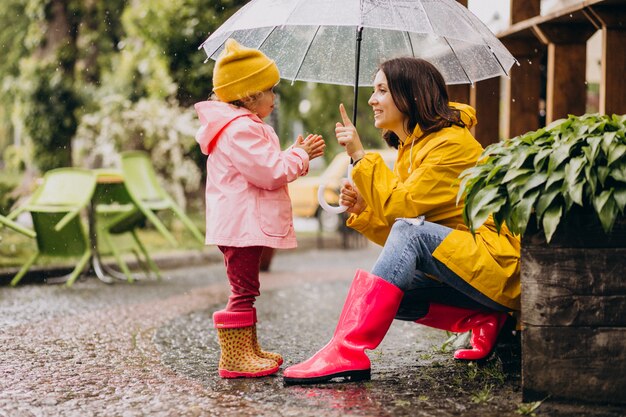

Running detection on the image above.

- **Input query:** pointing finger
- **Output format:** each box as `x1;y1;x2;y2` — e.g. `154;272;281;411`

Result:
339;103;353;127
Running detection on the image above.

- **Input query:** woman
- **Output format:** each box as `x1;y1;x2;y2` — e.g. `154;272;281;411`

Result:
283;57;520;385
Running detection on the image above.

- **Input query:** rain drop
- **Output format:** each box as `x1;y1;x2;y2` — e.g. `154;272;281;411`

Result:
512;99;516;102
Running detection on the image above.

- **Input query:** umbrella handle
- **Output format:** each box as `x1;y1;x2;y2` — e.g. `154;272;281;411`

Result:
317;165;353;214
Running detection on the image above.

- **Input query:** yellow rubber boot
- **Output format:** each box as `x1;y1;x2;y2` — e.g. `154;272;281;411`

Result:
251;325;283;366
213;310;279;378
251;308;283;366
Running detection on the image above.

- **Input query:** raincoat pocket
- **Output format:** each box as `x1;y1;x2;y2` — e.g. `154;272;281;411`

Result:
257;196;291;237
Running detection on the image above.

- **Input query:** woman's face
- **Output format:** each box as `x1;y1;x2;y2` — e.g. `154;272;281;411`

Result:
246;87;276;119
368;70;406;138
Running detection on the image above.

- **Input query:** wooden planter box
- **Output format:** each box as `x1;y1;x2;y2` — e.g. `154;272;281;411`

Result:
521;212;626;404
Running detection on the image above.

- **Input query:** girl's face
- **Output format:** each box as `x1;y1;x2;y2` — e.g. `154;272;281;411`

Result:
246;87;276;119
368;70;407;138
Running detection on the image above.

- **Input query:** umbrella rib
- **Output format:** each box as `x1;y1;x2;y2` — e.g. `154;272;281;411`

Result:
449;1;516;76
258;25;278;51
205;36;230;63
487;45;511;77
404;31;415;57
443;36;473;85
417;0;436;34
291;25;321;84
421;0;472;84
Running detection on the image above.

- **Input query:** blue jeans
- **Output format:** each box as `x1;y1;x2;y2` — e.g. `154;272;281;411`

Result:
371;219;509;320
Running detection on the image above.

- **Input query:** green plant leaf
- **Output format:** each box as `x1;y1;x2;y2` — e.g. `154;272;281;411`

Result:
485;164;505;184
468;186;506;231
502;168;533;184
584;136;602;163
509;189;540;236
492;201;510;233
609;160;626;182
547;144;571;174
584;165;598;195
542;204;563;243
608;143;626;166
597;165;610;186
506;173;534;204
471;196;506;232
545;117;569;131
535;183;562;218
593;189;613;214
563;192;574;212
518;172;548;197
533;148;552;171
614;186;626;213
602;131;617;154
593;190;618;233
567;181;585;206
544;170;565;190
564;156;586;186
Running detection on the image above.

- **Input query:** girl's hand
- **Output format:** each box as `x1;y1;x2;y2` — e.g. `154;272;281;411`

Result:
339;180;366;215
335;103;365;161
294;134;325;160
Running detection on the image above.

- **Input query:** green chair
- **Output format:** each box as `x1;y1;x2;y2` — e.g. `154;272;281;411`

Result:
91;170;161;283
9;168;96;287
120;151;204;246
0;213;36;239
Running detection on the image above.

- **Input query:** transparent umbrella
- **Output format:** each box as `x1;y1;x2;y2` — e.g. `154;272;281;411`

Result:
199;0;517;213
200;0;516;111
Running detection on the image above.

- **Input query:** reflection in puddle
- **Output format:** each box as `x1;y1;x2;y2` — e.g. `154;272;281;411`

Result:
288;384;390;416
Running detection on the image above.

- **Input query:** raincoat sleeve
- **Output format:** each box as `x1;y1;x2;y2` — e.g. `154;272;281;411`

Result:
227;121;310;190
346;206;393;246
348;138;474;244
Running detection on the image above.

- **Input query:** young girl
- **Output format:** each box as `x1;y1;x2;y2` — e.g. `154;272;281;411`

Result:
194;39;325;379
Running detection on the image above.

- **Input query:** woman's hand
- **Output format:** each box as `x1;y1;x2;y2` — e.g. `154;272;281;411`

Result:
336;104;365;161
294;134;325;160
339;180;366;215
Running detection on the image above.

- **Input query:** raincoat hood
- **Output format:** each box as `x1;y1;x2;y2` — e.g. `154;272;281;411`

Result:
451;102;477;129
194;100;260;155
404;102;477;142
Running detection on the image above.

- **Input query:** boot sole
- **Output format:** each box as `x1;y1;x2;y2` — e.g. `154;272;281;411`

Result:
219;365;279;378
283;369;371;385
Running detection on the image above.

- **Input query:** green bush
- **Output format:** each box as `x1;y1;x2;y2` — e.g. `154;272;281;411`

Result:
459;113;626;242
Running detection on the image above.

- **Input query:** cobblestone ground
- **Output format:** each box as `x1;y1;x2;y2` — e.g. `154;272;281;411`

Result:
1;244;624;417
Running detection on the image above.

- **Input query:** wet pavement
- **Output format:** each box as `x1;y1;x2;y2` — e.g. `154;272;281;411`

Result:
1;242;624;417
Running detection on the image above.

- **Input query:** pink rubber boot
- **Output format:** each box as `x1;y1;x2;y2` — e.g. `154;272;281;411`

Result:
283;270;404;384
415;303;510;360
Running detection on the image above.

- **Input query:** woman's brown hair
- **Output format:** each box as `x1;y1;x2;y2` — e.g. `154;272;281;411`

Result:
379;57;465;148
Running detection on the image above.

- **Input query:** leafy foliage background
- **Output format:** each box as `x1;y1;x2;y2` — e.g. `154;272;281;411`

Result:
0;0;386;210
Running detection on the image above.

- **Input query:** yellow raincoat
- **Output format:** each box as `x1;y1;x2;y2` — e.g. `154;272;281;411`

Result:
347;104;520;311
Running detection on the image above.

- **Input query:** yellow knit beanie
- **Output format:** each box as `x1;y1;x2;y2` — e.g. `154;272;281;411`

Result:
212;39;280;103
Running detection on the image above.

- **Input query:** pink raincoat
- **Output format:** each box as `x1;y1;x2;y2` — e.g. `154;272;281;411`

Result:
194;101;309;248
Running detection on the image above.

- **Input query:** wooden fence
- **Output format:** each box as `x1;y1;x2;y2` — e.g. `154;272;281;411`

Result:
453;0;626;148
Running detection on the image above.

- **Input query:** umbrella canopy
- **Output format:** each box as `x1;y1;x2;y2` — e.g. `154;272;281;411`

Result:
200;0;516;87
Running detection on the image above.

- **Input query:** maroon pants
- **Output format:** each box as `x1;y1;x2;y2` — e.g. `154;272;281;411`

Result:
218;246;264;312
